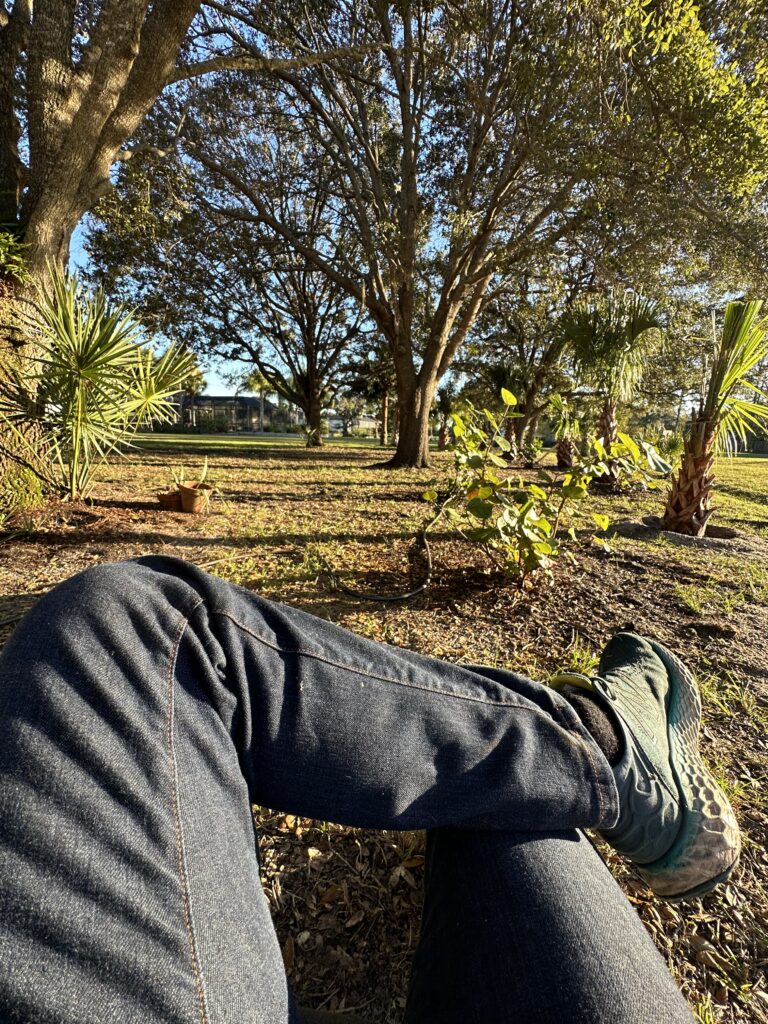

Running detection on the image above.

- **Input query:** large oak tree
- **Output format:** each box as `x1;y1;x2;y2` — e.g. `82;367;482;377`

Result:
171;0;768;466
0;1;208;281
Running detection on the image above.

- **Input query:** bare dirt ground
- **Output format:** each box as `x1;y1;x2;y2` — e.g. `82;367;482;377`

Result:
1;438;767;1023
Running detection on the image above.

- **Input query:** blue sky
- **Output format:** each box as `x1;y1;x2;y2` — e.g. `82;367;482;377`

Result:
70;222;236;395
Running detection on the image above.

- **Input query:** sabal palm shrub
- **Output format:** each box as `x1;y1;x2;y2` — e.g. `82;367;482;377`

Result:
0;269;196;500
561;291;664;451
663;300;768;536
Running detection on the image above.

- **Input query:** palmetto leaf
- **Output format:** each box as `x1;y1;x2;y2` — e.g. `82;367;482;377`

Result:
560;290;664;401
124;345;198;425
718;396;768;454
700;300;768;452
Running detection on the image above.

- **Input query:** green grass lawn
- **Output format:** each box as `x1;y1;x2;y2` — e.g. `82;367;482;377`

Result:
134;431;392;450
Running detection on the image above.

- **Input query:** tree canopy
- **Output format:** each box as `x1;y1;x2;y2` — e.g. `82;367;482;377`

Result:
82;0;768;464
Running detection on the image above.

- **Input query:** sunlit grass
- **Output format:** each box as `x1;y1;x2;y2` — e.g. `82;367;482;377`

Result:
133;432;389;450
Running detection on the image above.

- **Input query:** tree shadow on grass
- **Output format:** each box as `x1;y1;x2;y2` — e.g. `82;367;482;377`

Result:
136;442;385;464
0;526;444;551
89;498;167;512
717;482;768;505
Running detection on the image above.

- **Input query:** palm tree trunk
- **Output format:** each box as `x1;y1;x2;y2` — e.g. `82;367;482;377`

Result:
591;395;621;491
438;419;448;450
662;416;716;537
556;436;576;470
503;418;518;461
597;396;618;451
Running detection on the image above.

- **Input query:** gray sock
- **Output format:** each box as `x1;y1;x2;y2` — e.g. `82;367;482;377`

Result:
565;688;623;766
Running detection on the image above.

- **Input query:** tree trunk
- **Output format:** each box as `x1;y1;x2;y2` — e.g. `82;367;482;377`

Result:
525;414;540;446
438;420;448;450
662;416;716;537
556;436;576;470
591;395;621;491
597;396;618;451
259;388;265;431
503;418;518;461
389;383;434;468
380;389;389;446
305;392;323;447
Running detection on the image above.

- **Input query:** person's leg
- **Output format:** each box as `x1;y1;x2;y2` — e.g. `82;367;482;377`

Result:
0;556;618;1023
0;555;704;1024
405;829;694;1024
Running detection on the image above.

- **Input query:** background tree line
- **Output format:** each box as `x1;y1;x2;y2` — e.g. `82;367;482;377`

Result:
4;0;768;470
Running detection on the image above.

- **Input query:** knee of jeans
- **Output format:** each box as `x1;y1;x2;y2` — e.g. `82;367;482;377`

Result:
40;559;169;623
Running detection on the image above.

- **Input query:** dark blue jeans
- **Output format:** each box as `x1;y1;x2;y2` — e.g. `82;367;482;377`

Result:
0;557;694;1023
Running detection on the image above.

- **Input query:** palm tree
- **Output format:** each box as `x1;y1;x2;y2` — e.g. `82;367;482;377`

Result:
663;300;768;536
561;291;664;452
243;369;272;433
549;394;578;469
435;386;456;450
0;269;196;499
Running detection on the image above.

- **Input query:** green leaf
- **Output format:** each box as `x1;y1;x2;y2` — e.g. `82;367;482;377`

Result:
591;512;610;532
467;497;495;519
617;432;641;462
641;441;672;475
483;408;499;431
500;387;517;407
450;413;465;437
495;436;511;452
560;475;588;500
422;489;438;502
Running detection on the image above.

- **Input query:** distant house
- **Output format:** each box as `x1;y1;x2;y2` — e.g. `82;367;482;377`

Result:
327;410;379;436
167;394;282;431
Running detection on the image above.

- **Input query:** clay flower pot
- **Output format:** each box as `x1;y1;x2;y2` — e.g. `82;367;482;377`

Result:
179;481;213;514
157;489;182;511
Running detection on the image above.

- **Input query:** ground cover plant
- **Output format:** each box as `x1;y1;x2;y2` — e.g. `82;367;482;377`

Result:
1;437;766;1024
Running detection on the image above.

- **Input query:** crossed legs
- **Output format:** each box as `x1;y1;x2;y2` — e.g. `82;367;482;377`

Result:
0;557;693;1022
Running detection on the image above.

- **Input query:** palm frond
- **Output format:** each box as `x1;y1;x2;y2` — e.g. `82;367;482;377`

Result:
5;267;195;498
717;395;768;454
560;290;664;401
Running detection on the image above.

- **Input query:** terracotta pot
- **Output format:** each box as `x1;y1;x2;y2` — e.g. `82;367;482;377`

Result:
157;489;182;511
179;481;213;514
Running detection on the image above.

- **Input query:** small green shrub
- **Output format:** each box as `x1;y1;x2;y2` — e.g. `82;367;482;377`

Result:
520;437;544;468
0;231;30;284
423;391;667;582
0;268;197;499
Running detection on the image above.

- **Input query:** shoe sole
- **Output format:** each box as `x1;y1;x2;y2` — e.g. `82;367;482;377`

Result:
634;639;740;901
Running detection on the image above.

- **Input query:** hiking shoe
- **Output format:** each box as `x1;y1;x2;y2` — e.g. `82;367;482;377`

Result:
551;633;740;901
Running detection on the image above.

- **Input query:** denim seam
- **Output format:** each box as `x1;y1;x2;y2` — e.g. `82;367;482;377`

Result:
167;600;210;1024
575;732;608;824
216;610;546;711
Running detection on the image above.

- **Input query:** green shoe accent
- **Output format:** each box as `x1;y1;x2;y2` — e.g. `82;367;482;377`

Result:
552;634;740;902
